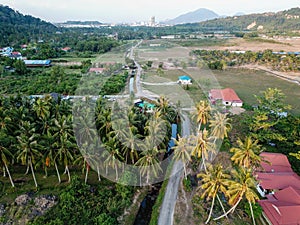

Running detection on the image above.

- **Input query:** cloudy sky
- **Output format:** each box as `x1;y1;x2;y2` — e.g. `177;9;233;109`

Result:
1;0;299;23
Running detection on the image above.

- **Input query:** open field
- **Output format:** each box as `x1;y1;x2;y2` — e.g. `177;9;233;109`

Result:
209;68;300;114
142;68;300;114
190;37;300;52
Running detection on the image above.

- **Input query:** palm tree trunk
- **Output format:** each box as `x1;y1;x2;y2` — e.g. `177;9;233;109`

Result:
198;122;202;132
3;166;6;177
183;164;187;178
54;162;61;184
140;170;142;186
63;166;67;174
29;158;38;188
85;165;89;184
214;197;242;221
115;164;118;180
216;194;228;219
97;166;101;181
44;166;48;177
249;201;256;225
146;170;149;184
205;195;215;224
25;164;30;175
201;151;207;172
4;163;15;187
66;165;71;183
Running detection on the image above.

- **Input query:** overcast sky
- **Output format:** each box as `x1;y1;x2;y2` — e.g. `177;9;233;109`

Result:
1;0;299;23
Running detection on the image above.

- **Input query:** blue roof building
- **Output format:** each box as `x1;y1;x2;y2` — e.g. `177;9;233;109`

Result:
24;60;51;67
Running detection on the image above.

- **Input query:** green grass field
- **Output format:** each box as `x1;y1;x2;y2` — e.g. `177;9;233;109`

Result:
142;68;300;115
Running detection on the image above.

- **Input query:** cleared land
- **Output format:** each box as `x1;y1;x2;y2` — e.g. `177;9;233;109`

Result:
189;37;300;52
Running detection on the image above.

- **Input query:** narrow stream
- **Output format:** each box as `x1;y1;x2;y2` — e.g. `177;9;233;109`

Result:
133;184;161;225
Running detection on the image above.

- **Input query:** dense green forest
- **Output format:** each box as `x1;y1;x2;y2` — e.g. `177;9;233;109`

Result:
0;5;58;46
198;7;300;32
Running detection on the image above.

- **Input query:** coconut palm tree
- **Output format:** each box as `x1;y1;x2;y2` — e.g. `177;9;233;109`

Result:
230;136;264;169
190;129;215;172
16;121;41;188
121;131;141;165
156;96;175;122
42;131;61;183
54;132;75;183
209;112;231;141
172;135;192;178
102;137;123;180
32;97;50;120
214;167;259;225
193;100;211;131
145;110;167;150
0;132;15;187
96;108;112;141
135;140;163;184
197;164;230;224
52;115;73;140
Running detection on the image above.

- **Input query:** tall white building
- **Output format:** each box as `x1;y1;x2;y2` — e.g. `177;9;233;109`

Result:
150;16;155;26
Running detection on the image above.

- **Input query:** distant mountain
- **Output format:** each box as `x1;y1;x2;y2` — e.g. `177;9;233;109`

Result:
64;21;102;25
198;7;300;32
0;5;57;46
165;8;219;25
55;20;105;28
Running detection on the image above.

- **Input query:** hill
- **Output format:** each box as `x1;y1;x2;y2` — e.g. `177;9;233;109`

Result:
0;5;57;46
198;7;300;32
164;8;219;25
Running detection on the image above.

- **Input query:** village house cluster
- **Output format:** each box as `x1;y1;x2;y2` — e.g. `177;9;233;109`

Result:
256;152;300;225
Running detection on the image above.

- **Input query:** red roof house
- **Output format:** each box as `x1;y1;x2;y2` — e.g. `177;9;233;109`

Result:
259;186;300;225
256;172;300;191
259;152;293;173
89;68;105;74
209;88;243;107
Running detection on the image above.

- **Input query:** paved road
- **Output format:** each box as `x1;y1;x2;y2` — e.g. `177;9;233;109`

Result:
158;115;191;225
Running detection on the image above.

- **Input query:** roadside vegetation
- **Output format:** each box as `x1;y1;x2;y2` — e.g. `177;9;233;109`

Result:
170;88;300;224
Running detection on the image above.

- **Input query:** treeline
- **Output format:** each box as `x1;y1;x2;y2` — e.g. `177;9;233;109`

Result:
0;65;81;95
192;49;300;72
198;7;300;32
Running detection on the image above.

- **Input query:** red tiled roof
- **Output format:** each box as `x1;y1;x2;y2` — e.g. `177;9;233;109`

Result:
259;186;300;225
209;88;243;103
259;152;293;173
256;172;300;190
89;68;105;73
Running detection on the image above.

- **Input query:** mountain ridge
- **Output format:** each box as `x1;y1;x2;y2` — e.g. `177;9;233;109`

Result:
164;8;219;25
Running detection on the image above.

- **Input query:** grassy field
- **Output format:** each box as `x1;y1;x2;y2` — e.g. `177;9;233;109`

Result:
142;68;300;114
211;68;300;115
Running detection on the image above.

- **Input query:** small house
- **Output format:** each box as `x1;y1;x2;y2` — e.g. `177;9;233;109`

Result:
209;88;243;107
177;76;192;85
89;68;105;74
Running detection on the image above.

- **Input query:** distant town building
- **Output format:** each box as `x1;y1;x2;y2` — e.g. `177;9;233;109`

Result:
150;16;155;27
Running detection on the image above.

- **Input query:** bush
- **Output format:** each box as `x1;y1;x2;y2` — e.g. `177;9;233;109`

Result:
183;177;192;192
